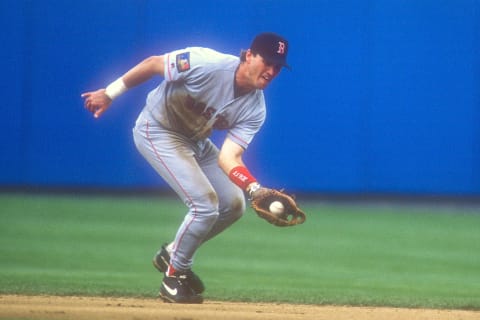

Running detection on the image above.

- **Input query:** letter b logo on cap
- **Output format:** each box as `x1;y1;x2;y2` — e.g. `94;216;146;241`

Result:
277;41;286;55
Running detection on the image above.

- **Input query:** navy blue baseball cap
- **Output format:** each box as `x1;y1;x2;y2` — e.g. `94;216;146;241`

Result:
250;32;291;70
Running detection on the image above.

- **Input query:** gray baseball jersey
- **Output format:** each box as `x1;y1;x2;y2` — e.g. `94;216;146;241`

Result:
133;47;267;272
145;47;266;148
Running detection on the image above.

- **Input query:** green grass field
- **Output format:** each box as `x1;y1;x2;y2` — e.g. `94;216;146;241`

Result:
1;193;479;310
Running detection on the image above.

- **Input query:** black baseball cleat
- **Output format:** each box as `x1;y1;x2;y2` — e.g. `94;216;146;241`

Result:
153;244;205;294
160;271;204;304
152;244;170;272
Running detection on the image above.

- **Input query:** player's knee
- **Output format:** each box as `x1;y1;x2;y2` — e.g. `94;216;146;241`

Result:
205;190;219;209
199;191;220;219
229;193;246;221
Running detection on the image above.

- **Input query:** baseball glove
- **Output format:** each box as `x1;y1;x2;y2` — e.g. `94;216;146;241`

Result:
250;188;306;227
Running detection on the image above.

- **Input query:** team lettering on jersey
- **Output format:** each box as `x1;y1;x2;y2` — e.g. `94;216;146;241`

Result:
185;95;229;130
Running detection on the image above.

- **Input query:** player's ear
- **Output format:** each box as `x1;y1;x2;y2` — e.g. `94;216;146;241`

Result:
245;49;254;62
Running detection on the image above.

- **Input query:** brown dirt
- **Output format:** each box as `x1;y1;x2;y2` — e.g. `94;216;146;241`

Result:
1;295;479;320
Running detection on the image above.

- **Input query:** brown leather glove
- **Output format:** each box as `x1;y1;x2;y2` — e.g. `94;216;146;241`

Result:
250;186;306;227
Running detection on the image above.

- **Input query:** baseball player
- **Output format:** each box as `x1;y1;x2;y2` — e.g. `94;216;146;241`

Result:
81;32;290;304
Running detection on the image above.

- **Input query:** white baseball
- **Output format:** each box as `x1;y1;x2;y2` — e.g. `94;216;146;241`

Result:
269;201;284;215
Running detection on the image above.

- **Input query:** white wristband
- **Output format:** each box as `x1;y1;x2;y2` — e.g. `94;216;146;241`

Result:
105;77;127;100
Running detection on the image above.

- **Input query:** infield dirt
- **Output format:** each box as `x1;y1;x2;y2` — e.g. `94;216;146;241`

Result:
1;295;479;320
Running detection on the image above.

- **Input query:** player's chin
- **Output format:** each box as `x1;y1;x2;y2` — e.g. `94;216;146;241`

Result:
257;79;271;89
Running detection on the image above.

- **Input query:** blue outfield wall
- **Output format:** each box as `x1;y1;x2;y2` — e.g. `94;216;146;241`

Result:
1;0;479;195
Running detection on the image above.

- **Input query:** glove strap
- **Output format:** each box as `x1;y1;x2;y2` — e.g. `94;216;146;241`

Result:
247;182;261;199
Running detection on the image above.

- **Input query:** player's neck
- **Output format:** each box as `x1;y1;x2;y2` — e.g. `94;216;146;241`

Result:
234;64;255;98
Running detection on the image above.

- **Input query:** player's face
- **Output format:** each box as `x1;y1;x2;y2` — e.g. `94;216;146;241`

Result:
247;51;282;89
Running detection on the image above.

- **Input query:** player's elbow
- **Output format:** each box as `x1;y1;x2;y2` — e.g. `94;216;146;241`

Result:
142;55;164;75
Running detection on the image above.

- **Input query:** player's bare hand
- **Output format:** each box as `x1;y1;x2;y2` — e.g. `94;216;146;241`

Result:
81;89;112;119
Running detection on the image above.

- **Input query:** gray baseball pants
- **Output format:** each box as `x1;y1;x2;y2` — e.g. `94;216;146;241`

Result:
133;110;246;271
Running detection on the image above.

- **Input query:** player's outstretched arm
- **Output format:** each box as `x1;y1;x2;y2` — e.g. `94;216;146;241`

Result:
81;55;165;119
218;137;247;176
219;137;261;196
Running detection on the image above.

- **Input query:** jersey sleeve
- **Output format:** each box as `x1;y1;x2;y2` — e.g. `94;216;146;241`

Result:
227;93;267;149
163;47;221;82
